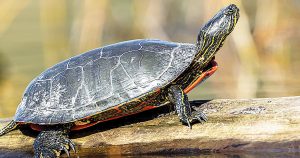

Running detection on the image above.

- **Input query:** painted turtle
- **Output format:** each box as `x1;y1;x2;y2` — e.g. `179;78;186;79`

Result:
0;4;239;158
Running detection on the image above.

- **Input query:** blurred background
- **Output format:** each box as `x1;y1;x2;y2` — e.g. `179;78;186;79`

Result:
0;0;299;118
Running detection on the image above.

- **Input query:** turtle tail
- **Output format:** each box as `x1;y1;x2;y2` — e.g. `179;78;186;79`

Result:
0;120;18;136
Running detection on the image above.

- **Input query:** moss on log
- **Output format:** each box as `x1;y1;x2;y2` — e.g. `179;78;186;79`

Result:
0;97;300;157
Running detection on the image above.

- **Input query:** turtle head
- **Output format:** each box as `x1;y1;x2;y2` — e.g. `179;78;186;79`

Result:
195;4;239;66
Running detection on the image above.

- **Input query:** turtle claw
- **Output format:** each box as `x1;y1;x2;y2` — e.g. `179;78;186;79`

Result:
179;116;193;129
69;141;76;153
63;146;70;157
192;111;208;124
34;130;76;158
168;85;209;129
179;110;208;129
186;119;192;129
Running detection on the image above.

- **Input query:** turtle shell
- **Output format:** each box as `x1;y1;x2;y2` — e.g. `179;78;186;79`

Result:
14;39;197;124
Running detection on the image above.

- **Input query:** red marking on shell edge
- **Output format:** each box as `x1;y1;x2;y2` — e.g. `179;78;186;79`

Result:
29;87;161;131
155;88;161;92
71;105;158;131
114;106;122;113
71;121;100;131
184;61;218;94
29;104;157;131
29;122;99;131
141;106;157;111
30;124;42;131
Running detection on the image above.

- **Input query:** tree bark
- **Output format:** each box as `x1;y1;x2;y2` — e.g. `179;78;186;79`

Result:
0;96;300;157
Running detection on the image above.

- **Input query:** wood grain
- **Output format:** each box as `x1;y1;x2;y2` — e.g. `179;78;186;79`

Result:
0;96;300;157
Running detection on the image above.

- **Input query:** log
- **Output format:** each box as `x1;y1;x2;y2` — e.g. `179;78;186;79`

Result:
0;96;300;157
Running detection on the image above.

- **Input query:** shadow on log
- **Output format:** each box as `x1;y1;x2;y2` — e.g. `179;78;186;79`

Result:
0;96;300;157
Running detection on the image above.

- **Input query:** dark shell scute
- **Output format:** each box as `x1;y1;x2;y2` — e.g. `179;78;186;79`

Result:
119;50;172;87
102;40;142;58
67;48;103;68
14;39;197;124
37;62;68;80
83;57;119;101
50;67;83;109
140;40;178;52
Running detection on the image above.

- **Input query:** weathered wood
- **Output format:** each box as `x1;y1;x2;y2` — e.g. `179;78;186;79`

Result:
0;97;300;157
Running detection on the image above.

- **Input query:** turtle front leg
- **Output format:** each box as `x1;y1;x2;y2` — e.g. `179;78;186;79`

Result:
167;85;207;128
33;124;76;158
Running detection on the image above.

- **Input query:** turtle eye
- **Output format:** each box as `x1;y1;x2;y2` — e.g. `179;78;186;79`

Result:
224;9;234;15
224;4;238;15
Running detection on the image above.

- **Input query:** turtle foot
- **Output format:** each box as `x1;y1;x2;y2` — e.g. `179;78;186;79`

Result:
180;111;208;129
191;111;208;124
34;130;76;158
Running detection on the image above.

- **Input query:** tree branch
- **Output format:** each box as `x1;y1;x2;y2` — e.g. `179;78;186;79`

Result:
1;96;300;157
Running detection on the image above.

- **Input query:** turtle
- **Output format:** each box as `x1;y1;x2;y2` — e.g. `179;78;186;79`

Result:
0;4;239;158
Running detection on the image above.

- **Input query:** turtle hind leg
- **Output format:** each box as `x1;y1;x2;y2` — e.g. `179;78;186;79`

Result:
167;85;208;129
0;120;18;136
34;124;76;158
